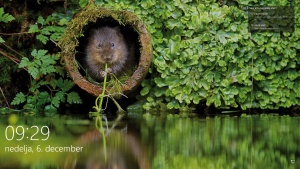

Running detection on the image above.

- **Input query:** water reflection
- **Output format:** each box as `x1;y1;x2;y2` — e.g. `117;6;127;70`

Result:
64;129;151;169
141;114;300;169
0;114;150;169
0;113;299;168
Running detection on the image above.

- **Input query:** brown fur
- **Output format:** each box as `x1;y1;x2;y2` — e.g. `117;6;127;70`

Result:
85;26;135;81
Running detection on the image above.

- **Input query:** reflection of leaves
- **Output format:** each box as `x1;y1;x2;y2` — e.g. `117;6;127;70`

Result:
146;115;300;169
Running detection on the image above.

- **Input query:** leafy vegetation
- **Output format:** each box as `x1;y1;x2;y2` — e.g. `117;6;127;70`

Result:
1;0;300;113
0;7;14;42
28;15;68;44
87;0;300;111
0;2;81;113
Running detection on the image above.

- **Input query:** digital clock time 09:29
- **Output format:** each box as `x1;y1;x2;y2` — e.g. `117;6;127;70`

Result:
5;126;50;141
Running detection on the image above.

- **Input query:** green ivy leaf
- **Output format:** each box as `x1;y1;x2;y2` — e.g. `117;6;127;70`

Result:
140;85;150;96
216;30;231;45
166;19;181;30
266;47;274;56
167;99;180;109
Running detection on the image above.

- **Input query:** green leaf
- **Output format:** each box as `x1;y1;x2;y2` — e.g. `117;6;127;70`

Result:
140;85;150;96
0;36;5;43
79;0;89;8
19;57;30;68
11;92;26;105
44;105;57;113
166;19;181;30
67;92;82;104
62;79;74;92
37;16;45;25
214;94;222;107
154;87;166;97
58;18;69;26
216;30;230;45
0;7;15;23
52;91;64;107
50;32;64;41
230;24;237;32
52;78;74;91
28;24;39;33
287;70;298;80
38;92;51;105
31;49;48;59
37;34;49;44
42;56;56;66
51;78;61;89
41;26;56;34
28;66;39;79
266;47;274;56
167;99;180;109
41;65;56;74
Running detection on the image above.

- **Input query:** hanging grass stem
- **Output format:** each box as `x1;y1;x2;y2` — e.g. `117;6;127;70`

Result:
94;63;108;114
93;63;109;162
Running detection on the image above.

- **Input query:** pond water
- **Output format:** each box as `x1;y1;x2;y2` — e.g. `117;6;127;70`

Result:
0;112;299;169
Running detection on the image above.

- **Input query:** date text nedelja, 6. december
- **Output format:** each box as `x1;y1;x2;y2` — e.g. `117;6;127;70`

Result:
4;145;83;154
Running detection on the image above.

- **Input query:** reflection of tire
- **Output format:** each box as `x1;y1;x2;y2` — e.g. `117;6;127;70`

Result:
59;4;152;97
63;130;151;169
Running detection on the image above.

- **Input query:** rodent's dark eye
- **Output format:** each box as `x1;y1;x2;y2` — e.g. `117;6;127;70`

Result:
111;43;114;47
97;44;101;48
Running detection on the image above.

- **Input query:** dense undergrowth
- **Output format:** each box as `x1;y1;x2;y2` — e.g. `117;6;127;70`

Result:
0;0;299;113
0;1;82;113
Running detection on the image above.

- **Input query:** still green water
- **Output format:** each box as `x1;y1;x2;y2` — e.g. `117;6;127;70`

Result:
0;112;299;169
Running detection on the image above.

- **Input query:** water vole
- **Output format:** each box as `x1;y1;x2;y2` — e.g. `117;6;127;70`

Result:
85;26;135;81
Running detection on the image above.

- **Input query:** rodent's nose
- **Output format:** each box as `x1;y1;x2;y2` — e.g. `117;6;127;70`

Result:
104;55;112;62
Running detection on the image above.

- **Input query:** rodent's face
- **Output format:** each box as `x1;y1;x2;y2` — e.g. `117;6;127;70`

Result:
89;27;123;65
93;40;117;64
